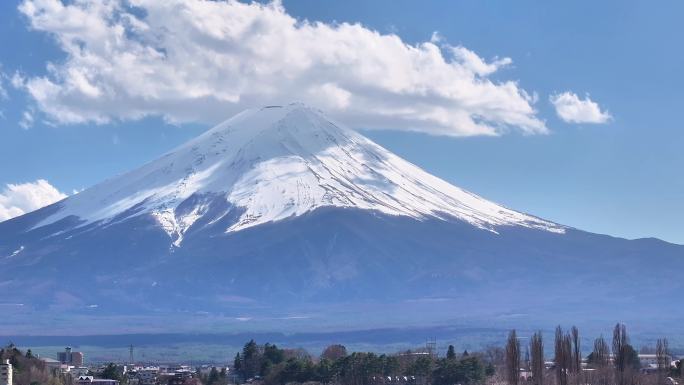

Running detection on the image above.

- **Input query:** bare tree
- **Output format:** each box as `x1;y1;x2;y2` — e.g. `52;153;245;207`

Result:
485;345;506;367
564;334;573;385
571;326;581;385
571;327;581;373
592;336;610;367
530;331;544;385
591;335;611;385
555;327;563;385
656;338;669;385
613;323;632;385
554;326;575;385
321;344;348;361
506;329;521;385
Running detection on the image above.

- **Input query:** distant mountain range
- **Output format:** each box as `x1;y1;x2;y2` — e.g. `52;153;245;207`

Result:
1;103;681;335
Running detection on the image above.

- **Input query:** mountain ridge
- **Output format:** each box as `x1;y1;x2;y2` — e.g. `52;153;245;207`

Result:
0;103;681;334
25;103;563;246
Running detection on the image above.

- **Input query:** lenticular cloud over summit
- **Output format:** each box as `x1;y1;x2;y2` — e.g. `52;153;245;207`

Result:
15;0;546;136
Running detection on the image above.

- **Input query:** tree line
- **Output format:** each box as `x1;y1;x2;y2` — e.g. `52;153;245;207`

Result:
232;340;493;385
504;323;681;385
3;322;682;385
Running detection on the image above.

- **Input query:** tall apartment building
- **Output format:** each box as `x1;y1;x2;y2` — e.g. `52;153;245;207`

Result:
0;359;12;385
71;352;84;366
58;347;84;366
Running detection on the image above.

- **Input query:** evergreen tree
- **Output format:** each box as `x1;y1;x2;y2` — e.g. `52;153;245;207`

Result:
260;360;273;377
234;352;242;374
433;356;485;385
623;344;640;370
460;356;485;384
207;367;219;385
242;340;260;378
313;358;333;383
101;363;121;381
407;355;433;383
381;355;400;376
447;345;456;360
263;343;285;365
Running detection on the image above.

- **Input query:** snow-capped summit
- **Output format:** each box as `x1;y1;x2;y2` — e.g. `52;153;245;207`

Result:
35;103;562;245
0;103;681;334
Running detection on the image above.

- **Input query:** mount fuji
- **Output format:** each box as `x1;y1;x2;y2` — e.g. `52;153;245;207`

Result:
1;103;682;334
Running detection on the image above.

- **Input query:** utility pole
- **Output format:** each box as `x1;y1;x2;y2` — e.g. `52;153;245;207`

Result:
426;337;437;357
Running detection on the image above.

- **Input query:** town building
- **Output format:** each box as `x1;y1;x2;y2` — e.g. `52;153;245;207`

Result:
40;357;62;369
0;359;12;385
638;354;673;370
136;367;160;385
69;367;91;378
58;347;85;366
159;370;193;385
76;376;119;385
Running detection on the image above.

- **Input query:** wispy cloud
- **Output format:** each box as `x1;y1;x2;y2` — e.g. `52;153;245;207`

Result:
0;179;67;222
0;74;7;101
19;110;34;129
0;66;9;120
550;91;612;124
15;0;548;136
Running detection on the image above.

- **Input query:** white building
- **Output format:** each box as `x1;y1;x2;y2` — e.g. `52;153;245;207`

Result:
40;357;62;369
69;367;91;378
638;354;672;369
76;376;119;385
1;359;12;385
136;367;159;385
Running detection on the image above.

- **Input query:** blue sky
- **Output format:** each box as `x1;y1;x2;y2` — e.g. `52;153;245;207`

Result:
0;0;682;244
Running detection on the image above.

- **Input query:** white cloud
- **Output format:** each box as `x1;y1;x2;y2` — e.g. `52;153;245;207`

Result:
19;110;35;129
0;179;68;222
15;0;548;136
0;67;8;120
430;31;444;44
0;64;10;99
549;91;612;124
0;77;7;101
11;72;25;89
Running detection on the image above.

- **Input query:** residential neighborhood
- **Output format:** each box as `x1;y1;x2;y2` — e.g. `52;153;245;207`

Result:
1;324;682;385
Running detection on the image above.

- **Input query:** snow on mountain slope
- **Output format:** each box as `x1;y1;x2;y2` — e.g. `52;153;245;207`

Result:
34;103;564;245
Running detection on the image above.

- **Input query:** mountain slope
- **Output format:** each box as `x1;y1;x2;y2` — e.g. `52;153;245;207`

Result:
0;103;681;334
28;104;562;245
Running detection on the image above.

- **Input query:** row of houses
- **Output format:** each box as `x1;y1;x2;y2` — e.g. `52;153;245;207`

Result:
126;365;196;385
